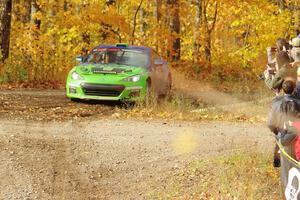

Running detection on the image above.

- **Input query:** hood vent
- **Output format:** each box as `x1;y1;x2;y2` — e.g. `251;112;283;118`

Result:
92;67;125;74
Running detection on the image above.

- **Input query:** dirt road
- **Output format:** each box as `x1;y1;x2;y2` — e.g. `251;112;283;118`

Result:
0;89;119;121
0;90;274;199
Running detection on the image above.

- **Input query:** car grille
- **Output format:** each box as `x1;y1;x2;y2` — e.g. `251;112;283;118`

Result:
81;83;125;97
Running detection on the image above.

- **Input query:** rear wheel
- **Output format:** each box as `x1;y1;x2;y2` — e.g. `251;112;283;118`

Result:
166;75;172;95
145;80;154;105
160;75;172;98
168;74;172;90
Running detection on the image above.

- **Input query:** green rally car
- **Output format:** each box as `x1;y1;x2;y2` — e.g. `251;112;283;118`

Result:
66;44;172;101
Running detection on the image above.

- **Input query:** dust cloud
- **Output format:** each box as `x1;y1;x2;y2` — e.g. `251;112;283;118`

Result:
171;70;271;118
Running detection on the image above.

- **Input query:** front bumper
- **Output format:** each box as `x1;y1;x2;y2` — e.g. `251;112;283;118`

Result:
66;82;146;101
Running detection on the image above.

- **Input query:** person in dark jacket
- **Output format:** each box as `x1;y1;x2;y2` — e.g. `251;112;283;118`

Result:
267;80;300;134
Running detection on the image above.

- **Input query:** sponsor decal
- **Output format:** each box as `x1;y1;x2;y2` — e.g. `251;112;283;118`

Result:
285;167;300;200
93;48;121;52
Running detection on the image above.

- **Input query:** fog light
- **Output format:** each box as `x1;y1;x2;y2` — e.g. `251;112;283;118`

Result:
69;86;77;94
129;90;140;97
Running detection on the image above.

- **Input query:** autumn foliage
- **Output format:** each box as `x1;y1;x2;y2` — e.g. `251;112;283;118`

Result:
0;0;298;84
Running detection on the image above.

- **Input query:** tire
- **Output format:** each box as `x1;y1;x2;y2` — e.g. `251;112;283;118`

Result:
160;75;172;98
70;98;82;103
145;80;153;105
167;74;172;91
166;75;172;95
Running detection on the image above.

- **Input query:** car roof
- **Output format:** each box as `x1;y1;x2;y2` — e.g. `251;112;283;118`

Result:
94;45;151;53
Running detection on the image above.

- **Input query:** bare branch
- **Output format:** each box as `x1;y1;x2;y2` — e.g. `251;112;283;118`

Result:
131;0;144;45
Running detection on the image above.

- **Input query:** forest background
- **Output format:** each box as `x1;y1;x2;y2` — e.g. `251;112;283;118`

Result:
0;0;299;86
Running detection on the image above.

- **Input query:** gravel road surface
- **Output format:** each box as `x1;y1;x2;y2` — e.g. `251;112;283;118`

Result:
0;89;273;199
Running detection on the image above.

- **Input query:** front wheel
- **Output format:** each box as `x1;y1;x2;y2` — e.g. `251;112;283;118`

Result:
70;98;82;103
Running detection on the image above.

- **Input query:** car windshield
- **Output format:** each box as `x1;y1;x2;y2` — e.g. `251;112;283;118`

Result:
84;48;149;68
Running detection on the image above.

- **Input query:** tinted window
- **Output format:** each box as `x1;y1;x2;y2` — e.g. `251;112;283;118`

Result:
84;48;149;68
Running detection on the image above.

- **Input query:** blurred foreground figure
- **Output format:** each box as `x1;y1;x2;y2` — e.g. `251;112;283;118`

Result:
264;37;300;167
268;80;300;167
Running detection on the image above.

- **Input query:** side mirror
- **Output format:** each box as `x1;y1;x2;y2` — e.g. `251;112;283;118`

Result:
154;59;164;66
76;55;83;62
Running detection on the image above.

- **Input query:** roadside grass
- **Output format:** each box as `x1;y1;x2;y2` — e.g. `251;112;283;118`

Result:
148;151;281;200
115;84;270;123
211;80;274;102
115;93;233;121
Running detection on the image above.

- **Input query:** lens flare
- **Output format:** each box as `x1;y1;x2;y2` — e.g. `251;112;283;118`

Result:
172;131;198;154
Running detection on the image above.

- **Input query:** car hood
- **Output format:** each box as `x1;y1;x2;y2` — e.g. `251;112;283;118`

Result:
74;64;146;76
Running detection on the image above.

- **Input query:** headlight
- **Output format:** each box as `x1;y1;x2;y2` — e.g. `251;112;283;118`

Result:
122;75;141;82
71;71;84;80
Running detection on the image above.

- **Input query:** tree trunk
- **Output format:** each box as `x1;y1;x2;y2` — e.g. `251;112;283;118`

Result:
203;0;218;63
63;0;68;11
0;0;13;62
154;0;162;52
204;34;211;62
140;8;145;33
154;0;162;23
31;0;41;29
167;0;180;62
193;0;202;63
